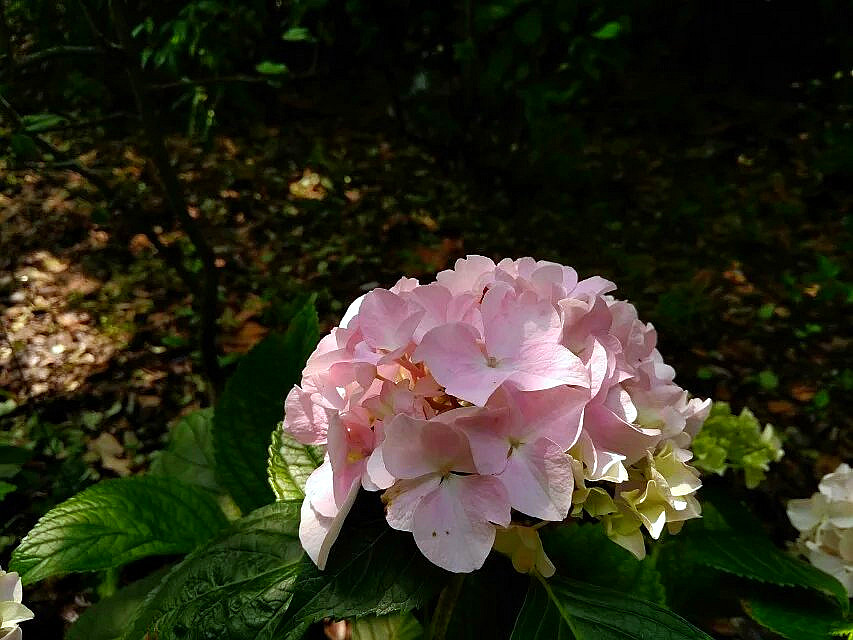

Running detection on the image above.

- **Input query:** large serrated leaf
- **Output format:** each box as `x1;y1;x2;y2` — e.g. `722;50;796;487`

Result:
444;554;528;640
214;303;319;513
678;531;849;613
126;498;447;640
510;576;712;640
10;476;227;584
150;408;219;493
744;591;853;640
67;567;173;640
542;523;666;606
268;425;324;501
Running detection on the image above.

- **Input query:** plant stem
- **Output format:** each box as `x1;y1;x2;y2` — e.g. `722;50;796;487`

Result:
427;573;466;640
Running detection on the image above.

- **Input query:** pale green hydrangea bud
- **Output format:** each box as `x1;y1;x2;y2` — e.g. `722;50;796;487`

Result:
692;402;783;488
493;525;556;578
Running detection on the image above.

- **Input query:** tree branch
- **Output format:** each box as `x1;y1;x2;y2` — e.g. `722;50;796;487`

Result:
110;0;223;396
1;45;117;73
147;74;274;90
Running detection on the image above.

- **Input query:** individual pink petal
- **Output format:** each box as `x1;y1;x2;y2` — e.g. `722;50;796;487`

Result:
583;403;661;466
507;385;588;450
284;385;329;445
497;438;574;520
586;338;615;401
576;431;628;482
413;323;512;406
506;340;588;393
340;294;366;328
436;255;496;296
390;276;420;294
299;477;360;570
571;275;617;298
455;407;513;475
327;412;374;505
382;413;476;479
366;445;396;490
358;288;424;351
384;474;442;531
560;296;613;354
304;460;338;517
412;474;510;573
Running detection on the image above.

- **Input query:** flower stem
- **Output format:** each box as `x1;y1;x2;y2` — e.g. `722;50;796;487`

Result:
427;573;466;640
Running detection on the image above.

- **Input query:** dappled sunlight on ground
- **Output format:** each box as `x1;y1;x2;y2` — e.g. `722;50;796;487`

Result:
0;250;120;399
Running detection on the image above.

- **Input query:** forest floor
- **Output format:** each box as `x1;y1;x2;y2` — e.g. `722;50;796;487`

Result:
1;76;852;636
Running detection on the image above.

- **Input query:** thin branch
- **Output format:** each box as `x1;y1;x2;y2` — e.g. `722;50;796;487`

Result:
1;45;116;72
29;111;136;134
148;74;273;90
110;0;222;395
77;0;119;51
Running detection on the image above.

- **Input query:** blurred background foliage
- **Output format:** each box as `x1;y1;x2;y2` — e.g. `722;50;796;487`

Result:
1;0;852;636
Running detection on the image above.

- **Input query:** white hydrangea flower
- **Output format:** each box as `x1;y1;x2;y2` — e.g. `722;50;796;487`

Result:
787;463;853;597
0;568;34;640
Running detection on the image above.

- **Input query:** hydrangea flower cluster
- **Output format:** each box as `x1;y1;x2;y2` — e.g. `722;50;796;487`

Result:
0;567;33;640
787;463;853;597
283;256;710;573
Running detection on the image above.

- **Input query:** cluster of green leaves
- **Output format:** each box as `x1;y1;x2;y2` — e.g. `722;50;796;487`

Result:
691;401;784;488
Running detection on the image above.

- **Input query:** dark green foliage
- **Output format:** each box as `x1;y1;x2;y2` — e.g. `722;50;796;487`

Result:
510;576;712;640
149;408;220;493
126;500;447;640
744;591;853;640
213;302;319;513
66;567;173;640
541;523;666;606
675;531;849;613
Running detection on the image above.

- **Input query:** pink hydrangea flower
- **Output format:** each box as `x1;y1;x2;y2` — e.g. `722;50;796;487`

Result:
283;256;708;572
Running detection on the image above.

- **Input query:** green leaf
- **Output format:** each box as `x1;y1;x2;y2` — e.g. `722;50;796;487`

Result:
0;481;15;501
758;370;779;390
150;409;219;493
0;445;31;479
256;61;289;75
10;133;38;160
591;21;621;40
677;531;849;613
542;523;666;605
514;10;543;45
213;303;319;513
445;554;527;640
9;476;228;584
744;591;853;640
126;499;446;640
510;575;712;639
282;27;316;42
352;613;424;640
67;567;172;640
268;425;323;501
21;112;66;132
